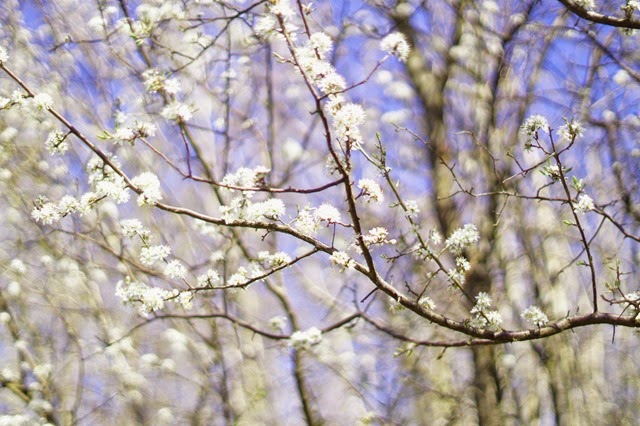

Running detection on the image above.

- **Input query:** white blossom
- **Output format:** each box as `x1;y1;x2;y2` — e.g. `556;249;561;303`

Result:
249;198;285;220
628;0;640;11
269;316;288;331
9;259;26;275
95;175;131;204
164;260;187;279
143;69;165;93
472;292;493;312
520;114;549;146
163;78;181;95
132;172;162;205
331;103;366;143
196;269;221;288
140;245;171;266
254;15;278;39
445;224;480;254
447;268;466;285
161;101;192;122
113;127;135;144
404;200;420;218
315;203;342;224
258;251;292;268
362;227;395;247
469;292;502;329
31;202;61;224
221;166;270;191
33;93;53;110
177;291;193;310
557;119;584;141
135;121;156;138
380;32;410;62
79;192;101;215
574;194;595;213
455;256;472;272
574;0;595;9
329;251;355;271
116;276;173;316
0;46;8;63
57;195;80;215
288;327;322;350
419;296;436;310
228;267;249;287
358;179;384;204
309;32;333;58
120;219;151;240
521;305;549;327
430;230;443;245
293;207;319;236
45;131;68;155
317;71;347;95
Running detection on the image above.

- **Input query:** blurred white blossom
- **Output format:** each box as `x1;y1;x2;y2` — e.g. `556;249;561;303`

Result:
380;32;410;62
289;327;322;350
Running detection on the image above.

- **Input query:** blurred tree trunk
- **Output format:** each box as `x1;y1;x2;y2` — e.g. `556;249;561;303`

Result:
391;2;506;423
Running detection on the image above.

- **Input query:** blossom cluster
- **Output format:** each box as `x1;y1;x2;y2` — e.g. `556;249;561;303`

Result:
361;227;396;248
221;166;271;191
140;245;171;266
120;219;152;241
220;197;285;222
520;114;549;147
142;69;181;95
269;315;288;331
329;251;356;271
131;172;162;206
196;269;222;288
31;194;100;224
264;5;367;149
161;101;192;122
557;118;584;142
291;202;350;237
469;292;502;329
541;164;569;182
254;0;297;41
315;203;342;224
357;178;385;204
288;327;322;350
85;155;131;203
574;194;595;213
102;121;157;145
44;130;69;155
257;251;292;268
380;32;411;62
164;260;187;279
445;224;480;255
419;296;437;310
292;207;319;236
115;277;171;315
521;305;549;327
446;256;472;286
574;0;596;10
0;46;8;63
219;167;285;222
115;276;192;317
